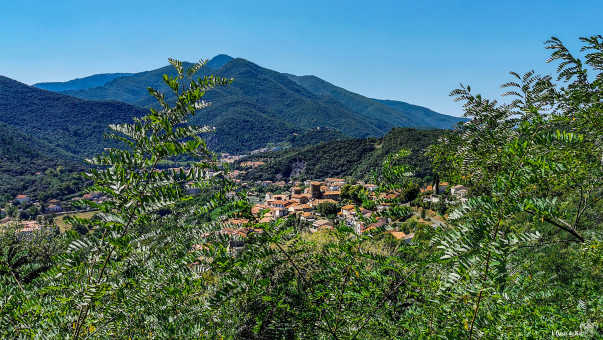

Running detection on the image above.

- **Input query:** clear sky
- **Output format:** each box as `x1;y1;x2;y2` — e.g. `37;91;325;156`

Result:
0;0;601;116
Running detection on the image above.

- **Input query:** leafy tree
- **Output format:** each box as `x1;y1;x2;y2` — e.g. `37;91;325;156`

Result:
399;182;420;203
340;184;365;205
316;201;338;217
4;203;17;218
0;59;237;338
426;35;603;338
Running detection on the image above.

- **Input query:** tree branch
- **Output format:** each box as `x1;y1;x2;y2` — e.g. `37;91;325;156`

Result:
525;210;585;242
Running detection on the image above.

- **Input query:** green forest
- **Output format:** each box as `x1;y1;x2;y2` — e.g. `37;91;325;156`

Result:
238;127;443;182
1;36;602;339
0;122;88;205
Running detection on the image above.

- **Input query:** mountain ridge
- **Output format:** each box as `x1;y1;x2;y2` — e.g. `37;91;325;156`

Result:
34;73;133;92
18;55;465;154
286;74;466;129
37;55;464;136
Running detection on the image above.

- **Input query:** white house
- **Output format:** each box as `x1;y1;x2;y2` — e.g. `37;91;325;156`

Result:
451;185;469;197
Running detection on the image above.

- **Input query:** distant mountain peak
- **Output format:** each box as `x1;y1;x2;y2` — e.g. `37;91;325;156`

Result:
206;54;234;69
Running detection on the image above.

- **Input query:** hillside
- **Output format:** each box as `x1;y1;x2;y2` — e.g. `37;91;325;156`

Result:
34;73;132;91
205;58;388;136
350;127;445;180
0;76;149;157
0;122;86;204
285;128;349;148
239;127;445;182
240;138;377;181
286;74;466;129
55;57;390;152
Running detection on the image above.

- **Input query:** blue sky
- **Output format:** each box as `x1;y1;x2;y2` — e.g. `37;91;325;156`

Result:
0;0;601;116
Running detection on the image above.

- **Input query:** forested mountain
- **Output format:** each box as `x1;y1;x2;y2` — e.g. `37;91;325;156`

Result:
34;73;132;91
0;76;148;157
240;127;444;181
52;57;388;152
0;122;78;162
286;74;466;129
0;122;86;204
40;55;463;152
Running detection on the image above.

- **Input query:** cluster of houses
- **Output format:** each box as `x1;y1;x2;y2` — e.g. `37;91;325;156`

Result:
0;216;43;234
5;162;470;255
211;177;423;253
10;191;108;215
0;191;110;234
10;194;64;214
2;190;111;234
203;174;474;253
420;182;469;204
218;147;282;164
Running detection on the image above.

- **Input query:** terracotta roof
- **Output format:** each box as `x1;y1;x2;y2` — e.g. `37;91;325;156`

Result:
252;204;269;214
386;231;407;239
192;244;210;251
268;200;286;205
225;218;249;225
316;199;338;204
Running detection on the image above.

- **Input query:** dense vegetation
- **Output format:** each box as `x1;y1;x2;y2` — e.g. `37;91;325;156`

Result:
0;36;601;339
239;138;377;181
284;127;349;148
239;127;443;182
0;122;87;205
0;76;148;157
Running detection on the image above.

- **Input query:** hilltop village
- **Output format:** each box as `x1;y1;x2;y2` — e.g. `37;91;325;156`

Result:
208;154;471;252
1;154;470;247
